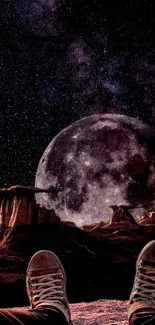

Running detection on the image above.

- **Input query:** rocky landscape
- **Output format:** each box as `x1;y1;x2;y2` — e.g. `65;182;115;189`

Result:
0;185;155;312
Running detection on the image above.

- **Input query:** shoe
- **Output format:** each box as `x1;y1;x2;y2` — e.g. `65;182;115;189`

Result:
26;250;71;324
128;240;155;322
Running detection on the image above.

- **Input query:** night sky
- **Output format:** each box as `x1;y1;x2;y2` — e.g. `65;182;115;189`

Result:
0;0;155;187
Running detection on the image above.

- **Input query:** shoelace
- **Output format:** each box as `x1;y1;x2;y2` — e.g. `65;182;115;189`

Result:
29;270;64;305
131;264;155;302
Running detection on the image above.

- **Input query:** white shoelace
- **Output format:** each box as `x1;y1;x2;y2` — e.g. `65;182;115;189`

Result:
29;270;64;305
131;264;155;302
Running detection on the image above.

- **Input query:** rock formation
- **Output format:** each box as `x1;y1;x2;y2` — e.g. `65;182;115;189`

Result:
139;211;155;225
81;206;141;232
102;205;140;229
0;185;62;247
0;185;61;228
82;221;106;232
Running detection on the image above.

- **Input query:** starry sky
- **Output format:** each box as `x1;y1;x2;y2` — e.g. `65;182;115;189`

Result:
0;0;155;187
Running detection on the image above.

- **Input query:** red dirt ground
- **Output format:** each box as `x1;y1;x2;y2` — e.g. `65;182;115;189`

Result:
70;300;128;325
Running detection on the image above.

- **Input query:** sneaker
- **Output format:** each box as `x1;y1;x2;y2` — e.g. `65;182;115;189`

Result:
26;250;71;324
128;240;155;322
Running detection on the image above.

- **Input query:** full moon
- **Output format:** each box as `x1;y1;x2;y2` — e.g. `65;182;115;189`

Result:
35;114;155;227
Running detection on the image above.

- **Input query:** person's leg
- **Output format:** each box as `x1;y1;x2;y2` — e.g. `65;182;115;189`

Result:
128;240;155;325
0;306;67;325
0;250;72;325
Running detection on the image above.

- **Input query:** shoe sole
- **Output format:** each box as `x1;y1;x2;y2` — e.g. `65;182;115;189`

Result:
136;240;155;266
26;250;67;298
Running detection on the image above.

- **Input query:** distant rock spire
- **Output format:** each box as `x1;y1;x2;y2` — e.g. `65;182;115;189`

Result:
102;205;139;229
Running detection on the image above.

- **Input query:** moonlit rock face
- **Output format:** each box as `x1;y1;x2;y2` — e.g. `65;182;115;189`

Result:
35;114;155;227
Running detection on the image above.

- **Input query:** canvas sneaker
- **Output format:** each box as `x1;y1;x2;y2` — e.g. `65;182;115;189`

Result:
128;240;155;323
26;250;72;324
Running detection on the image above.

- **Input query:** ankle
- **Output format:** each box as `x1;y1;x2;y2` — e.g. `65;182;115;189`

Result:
35;301;71;323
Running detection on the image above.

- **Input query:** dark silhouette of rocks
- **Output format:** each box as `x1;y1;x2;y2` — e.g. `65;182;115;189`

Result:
63;221;77;228
0;186;155;308
82;221;106;232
